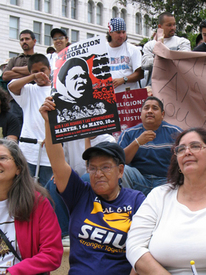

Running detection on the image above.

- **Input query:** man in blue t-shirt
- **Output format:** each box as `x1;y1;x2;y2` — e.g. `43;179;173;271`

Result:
118;96;182;195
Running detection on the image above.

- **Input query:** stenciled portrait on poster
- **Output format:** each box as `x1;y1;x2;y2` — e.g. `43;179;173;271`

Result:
48;35;120;143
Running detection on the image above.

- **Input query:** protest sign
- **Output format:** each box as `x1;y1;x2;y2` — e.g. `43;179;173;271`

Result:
152;42;206;130
113;88;148;141
48;35;121;143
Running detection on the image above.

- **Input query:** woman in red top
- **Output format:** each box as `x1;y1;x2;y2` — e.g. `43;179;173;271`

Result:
0;138;63;275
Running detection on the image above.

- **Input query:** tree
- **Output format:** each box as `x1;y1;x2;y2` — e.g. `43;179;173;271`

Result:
120;0;206;37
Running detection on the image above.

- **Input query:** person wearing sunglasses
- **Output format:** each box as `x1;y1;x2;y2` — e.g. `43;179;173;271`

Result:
40;96;145;275
46;28;69;71
126;127;206;275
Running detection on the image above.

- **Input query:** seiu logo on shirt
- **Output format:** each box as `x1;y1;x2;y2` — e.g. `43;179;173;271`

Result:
78;198;132;250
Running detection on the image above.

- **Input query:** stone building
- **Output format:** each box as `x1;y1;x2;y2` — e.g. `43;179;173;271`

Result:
0;0;151;64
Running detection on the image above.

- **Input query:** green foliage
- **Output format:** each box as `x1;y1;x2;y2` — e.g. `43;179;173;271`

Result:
187;33;199;50
139;37;150;46
141;37;150;44
120;0;206;37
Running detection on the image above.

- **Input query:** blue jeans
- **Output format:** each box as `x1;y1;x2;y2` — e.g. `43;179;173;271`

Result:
122;165;167;196
28;163;53;187
45;178;70;237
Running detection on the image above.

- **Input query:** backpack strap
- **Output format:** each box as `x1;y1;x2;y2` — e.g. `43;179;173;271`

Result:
0;229;22;261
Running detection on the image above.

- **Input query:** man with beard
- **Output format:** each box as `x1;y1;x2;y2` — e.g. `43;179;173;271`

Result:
141;12;191;85
2;29;36;128
106;18;144;94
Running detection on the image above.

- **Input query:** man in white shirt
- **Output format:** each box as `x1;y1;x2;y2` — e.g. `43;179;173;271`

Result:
106;18;144;94
142;12;191;80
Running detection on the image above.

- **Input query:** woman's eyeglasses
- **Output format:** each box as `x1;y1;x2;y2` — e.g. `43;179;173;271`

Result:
87;165;118;175
53;36;65;41
0;155;13;163
174;142;206;157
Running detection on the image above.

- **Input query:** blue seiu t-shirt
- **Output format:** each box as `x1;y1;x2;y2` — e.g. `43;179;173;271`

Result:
118;121;182;177
60;170;145;275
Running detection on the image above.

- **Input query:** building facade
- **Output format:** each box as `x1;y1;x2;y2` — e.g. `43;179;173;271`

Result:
0;0;151;64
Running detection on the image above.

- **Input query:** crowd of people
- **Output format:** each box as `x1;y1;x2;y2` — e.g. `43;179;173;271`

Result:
0;11;206;275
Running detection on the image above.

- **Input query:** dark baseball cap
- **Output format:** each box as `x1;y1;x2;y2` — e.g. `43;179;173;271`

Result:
51;28;67;38
82;141;125;165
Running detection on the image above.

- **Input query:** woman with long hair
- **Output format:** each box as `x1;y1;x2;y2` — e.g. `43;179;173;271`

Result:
0;139;63;275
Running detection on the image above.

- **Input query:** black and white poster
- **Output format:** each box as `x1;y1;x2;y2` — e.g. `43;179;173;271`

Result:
48;35;120;144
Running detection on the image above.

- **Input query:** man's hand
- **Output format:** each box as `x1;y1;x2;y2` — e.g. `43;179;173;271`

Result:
39;96;55;122
137;130;156;145
155;28;164;43
145;86;153;97
113;77;124;88
124;130;156;164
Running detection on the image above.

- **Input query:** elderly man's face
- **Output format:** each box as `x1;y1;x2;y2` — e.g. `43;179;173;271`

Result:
65;65;88;98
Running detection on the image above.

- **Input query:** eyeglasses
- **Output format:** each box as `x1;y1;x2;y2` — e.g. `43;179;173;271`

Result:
174;142;206;157
53;36;65;41
88;165;118;175
0;155;13;163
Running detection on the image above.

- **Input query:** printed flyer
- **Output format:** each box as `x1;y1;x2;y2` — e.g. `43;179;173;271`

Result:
48;35;121;143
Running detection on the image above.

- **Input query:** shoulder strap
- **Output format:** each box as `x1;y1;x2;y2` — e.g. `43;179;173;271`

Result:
0;229;22;261
146;70;152;86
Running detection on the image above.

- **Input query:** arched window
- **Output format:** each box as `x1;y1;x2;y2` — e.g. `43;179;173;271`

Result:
96;3;102;25
135;13;141;34
88;1;94;23
120;9;126;21
143;14;150;37
112;6;118;18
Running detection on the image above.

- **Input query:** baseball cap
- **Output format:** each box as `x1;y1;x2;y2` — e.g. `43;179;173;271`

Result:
51;28;67;38
108;18;126;33
82;141;125;165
